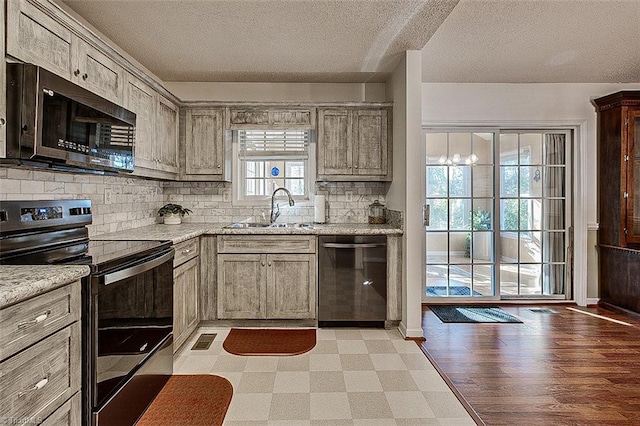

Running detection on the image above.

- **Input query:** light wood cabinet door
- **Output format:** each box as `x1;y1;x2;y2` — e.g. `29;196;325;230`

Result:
6;0;73;79
317;109;352;175
125;75;156;170
173;256;199;352
156;96;179;174
317;107;391;181
0;323;80;424
353;109;388;176
266;254;316;319
72;37;124;104
184;108;224;176
217;254;266;319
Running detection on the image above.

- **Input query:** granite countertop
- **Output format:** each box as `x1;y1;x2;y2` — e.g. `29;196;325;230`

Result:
0;265;90;309
94;222;403;244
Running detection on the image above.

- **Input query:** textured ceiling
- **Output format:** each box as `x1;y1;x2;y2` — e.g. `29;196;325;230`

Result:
422;0;640;83
60;0;457;83
59;0;639;84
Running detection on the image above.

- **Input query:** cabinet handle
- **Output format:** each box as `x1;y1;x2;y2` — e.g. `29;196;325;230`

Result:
217;164;221;169
261;261;266;266
18;310;51;329
82;73;88;81
18;376;49;398
0;118;5;126
182;249;191;254
268;261;272;267
354;165;358;169
74;69;80;76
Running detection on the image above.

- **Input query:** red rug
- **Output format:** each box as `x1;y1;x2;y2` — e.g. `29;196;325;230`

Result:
137;375;233;426
223;328;317;356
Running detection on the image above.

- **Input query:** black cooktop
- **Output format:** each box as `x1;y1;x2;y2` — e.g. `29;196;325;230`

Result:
78;239;172;272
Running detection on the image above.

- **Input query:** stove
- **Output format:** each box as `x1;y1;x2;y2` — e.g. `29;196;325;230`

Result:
0;200;174;426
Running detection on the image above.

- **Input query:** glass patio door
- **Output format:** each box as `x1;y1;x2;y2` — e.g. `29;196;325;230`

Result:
423;130;571;300
424;131;496;299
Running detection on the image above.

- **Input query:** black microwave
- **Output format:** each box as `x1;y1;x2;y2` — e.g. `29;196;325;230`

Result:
5;63;136;173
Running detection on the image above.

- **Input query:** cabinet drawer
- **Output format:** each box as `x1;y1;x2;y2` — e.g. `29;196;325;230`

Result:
173;238;200;267
41;392;81;426
218;235;316;254
0;282;80;360
0;323;81;423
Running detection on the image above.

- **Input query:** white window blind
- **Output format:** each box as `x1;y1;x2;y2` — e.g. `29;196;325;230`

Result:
237;130;311;199
239;130;309;159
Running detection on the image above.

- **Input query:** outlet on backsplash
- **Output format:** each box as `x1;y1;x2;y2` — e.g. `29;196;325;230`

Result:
104;187;113;204
345;191;353;202
222;190;231;203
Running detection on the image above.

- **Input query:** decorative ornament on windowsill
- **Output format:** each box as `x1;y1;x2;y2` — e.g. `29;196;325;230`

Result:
157;203;193;225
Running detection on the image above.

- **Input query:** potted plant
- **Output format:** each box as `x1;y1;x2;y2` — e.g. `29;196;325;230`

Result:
157;203;193;225
465;208;492;259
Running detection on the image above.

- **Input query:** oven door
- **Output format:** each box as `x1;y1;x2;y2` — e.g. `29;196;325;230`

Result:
89;248;174;426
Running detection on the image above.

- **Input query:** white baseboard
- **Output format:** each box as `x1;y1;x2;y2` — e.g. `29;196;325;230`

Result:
586;297;600;306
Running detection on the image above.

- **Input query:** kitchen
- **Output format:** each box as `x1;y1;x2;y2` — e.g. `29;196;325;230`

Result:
2;0;640;425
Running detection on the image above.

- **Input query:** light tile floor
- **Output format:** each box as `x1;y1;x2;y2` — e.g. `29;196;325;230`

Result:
173;327;475;425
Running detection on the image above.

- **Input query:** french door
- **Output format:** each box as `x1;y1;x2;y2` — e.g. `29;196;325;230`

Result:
423;129;572;301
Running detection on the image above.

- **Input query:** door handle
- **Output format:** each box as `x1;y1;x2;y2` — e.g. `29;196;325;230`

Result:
424;204;430;226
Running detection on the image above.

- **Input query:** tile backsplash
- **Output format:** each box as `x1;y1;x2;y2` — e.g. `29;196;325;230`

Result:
0;167;163;237
0;166;392;236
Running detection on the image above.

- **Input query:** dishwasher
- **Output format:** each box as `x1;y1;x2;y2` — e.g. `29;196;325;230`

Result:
318;235;387;327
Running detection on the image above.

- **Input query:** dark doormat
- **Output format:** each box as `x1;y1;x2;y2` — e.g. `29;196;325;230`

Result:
428;306;523;323
137;375;233;426
223;328;317;356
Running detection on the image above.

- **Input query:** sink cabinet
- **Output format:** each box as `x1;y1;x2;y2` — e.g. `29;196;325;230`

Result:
173;238;200;352
217;235;316;319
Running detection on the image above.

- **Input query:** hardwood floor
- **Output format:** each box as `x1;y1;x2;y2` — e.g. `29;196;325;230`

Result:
420;304;640;425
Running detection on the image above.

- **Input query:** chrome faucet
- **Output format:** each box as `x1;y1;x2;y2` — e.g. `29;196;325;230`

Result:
270;187;295;223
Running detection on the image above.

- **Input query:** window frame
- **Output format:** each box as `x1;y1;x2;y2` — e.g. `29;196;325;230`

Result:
232;129;316;206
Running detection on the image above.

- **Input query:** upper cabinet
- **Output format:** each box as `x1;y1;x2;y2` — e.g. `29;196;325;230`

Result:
125;75;178;178
594;91;640;248
181;108;226;180
156;96;179;174
7;0;124;104
317;107;392;181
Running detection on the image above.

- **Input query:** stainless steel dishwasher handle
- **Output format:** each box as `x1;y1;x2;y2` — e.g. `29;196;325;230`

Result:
103;249;174;285
322;243;386;249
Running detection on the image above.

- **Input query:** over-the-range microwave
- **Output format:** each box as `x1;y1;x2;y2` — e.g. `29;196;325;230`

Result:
5;63;136;173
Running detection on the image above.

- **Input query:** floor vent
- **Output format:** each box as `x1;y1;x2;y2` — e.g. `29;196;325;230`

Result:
528;308;559;314
191;333;217;350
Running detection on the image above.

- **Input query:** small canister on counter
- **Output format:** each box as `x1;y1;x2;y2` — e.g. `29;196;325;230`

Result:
368;200;387;224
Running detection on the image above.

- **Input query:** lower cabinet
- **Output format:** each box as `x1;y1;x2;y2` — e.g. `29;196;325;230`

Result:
217;236;316;320
0;281;81;425
173;238;200;352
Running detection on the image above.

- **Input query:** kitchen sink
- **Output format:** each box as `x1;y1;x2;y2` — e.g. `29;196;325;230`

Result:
225;222;314;229
225;222;271;228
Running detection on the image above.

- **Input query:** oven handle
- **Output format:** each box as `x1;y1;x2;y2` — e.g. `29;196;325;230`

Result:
322;243;386;249
103;249;174;285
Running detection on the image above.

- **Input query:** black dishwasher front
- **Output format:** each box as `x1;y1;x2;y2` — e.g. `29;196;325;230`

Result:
318;235;387;327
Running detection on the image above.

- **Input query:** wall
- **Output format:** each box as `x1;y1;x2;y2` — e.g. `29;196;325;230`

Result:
165;82;387;103
0;166;387;235
422;82;640;301
387;51;424;338
162;181;387;224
